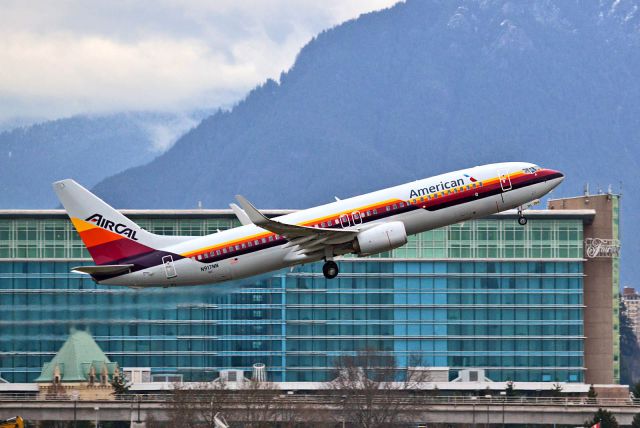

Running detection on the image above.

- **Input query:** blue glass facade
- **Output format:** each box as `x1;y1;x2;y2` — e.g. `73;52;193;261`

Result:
0;212;585;383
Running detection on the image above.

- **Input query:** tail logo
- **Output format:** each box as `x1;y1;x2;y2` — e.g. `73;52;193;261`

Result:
85;213;139;241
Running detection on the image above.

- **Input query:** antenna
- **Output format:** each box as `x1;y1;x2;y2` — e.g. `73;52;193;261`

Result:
584;183;589;196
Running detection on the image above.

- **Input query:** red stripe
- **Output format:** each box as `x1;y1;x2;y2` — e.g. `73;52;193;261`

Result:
88;238;155;265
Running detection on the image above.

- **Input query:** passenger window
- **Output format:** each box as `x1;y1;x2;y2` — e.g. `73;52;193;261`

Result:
420;197;425;202
399;202;404;208
392;204;397;210
386;206;390;212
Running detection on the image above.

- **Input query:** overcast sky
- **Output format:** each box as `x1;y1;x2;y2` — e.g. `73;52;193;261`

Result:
0;1;399;125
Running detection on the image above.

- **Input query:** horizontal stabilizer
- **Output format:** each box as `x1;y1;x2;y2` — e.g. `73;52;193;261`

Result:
72;264;134;276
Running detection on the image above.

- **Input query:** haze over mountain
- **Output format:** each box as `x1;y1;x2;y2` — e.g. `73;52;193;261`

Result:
98;0;640;283
0;111;207;208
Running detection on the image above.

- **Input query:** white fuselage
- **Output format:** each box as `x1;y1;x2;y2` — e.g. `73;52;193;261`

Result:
101;162;564;287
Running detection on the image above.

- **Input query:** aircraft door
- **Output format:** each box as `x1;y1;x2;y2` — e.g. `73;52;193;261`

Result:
498;169;512;192
339;214;351;228
351;211;362;226
162;255;177;279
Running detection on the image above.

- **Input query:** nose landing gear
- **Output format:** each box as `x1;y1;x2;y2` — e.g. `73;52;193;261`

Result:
322;260;339;279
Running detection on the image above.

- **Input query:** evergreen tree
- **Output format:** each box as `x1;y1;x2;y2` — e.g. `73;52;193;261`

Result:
587;384;598;404
586;408;619;428
632;381;640;400
505;380;516;397
111;371;129;396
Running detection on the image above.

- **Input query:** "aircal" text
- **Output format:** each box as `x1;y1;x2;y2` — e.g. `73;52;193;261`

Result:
85;214;138;241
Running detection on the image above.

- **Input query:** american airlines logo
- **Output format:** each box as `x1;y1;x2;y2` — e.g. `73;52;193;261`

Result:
85;213;139;241
409;177;467;199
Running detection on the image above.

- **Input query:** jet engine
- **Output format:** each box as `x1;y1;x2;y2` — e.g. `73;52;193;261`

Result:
354;221;408;255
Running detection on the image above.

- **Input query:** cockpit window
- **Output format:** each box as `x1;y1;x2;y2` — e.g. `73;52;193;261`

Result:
522;165;541;174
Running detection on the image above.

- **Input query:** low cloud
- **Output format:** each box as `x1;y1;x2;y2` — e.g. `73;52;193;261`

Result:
0;1;399;123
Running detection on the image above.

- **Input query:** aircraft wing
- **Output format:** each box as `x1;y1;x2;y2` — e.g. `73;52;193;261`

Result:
235;195;358;255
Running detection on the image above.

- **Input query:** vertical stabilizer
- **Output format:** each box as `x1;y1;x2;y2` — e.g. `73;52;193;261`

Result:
53;179;190;265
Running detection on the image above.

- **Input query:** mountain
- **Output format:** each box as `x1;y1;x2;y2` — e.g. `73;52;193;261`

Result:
93;0;640;282
0;111;205;208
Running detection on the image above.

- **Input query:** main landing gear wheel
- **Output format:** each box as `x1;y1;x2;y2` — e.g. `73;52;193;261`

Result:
322;260;339;279
517;206;527;226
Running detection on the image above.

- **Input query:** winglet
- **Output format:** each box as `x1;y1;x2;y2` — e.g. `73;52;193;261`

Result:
235;195;270;227
229;203;252;226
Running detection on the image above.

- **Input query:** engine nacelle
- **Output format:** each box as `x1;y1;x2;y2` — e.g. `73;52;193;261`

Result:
355;221;408;255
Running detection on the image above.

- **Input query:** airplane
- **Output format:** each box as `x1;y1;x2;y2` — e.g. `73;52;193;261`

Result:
53;162;563;287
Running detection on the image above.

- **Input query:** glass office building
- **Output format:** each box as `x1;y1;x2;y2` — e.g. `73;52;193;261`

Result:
0;210;588;383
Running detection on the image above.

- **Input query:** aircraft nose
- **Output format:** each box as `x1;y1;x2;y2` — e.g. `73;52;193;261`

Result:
546;169;564;190
549;169;564;181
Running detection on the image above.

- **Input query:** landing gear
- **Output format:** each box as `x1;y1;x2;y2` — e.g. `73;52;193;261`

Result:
322;260;339;279
517;206;527;226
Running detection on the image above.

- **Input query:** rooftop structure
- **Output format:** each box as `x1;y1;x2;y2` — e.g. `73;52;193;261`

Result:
35;329;118;383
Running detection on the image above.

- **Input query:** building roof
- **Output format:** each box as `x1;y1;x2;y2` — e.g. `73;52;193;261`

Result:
35;330;118;382
0;209;291;219
0;208;597;222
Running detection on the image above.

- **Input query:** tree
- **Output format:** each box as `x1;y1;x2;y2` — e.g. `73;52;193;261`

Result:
233;379;281;428
551;383;563;398
587;384;598;405
505;380;516;397
586;408;619;428
110;371;129;396
632;381;640;401
631;413;640;428
330;350;430;428
166;380;231;428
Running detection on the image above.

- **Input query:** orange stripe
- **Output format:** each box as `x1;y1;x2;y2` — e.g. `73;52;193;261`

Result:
79;226;125;248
